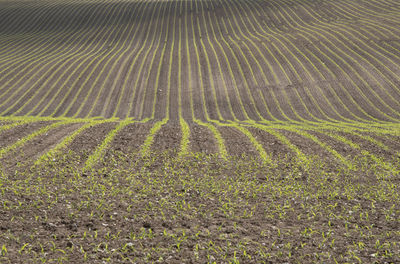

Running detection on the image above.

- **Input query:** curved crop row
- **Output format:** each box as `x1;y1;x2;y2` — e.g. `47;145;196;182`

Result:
34;120;106;166
0;119;77;159
0;0;399;123
83;120;133;172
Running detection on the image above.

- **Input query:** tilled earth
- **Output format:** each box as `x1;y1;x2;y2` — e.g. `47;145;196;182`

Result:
1;146;400;263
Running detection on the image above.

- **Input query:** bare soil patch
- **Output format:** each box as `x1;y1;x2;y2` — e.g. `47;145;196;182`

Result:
109;122;153;153
247;127;293;159
66;122;117;165
0;121;52;149
218;126;257;157
150;122;182;154
0;123;81;172
188;123;217;154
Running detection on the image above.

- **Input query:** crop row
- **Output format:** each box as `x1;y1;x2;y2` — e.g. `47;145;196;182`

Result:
0;117;399;174
0;0;399;122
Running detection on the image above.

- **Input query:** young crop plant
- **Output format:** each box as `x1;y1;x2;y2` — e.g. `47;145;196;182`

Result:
0;119;77;159
83;120;133;172
0;3;126;117
139;119;168;157
178;117;190;157
227;121;272;164
247;122;310;165
34;120;105;166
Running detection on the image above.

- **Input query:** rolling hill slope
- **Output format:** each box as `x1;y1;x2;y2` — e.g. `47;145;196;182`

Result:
1;0;400;122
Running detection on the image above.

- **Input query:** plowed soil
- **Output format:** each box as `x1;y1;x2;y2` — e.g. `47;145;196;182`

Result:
66;122;117;165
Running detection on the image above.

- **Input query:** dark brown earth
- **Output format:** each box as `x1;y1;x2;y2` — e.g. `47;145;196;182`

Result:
0;121;53;149
0;120;399;263
109;122;153;153
0;123;82;172
218;126;258;157
248;127;293;159
188;123;217;154
65;122;117;166
150;123;182;154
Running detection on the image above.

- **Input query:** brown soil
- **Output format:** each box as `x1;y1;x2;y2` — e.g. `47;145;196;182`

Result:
218;126;257;157
66;122;117;165
247;127;294;159
188;123;217;154
0;123;82;172
0;121;53;149
110;122;153;153
150;122;182;154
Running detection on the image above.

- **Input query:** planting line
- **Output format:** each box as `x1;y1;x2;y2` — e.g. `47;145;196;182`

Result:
205;4;257;121
286;2;400;120
34;120;107;166
0;2;123;115
329;4;400;89
83;120;134;172
248;122;310;164
315;129;398;172
186;7;227;159
0;0;76;60
190;12;211;121
0;0;97;71
277;0;400;122
0;1;114;97
139;119;168;157
122;0;167;119
140;2;176;155
23;4;133;117
0;120;38;134
282;126;352;168
229;122;272;163
219;1;302;123
114;3;166;118
303;6;400;110
202;4;241;121
42;1;141;117
144;1;173;121
64;1;142;118
223;1;315;122
0;120;77;159
196;15;225;121
252;0;400;122
177;15;190;157
88;1;164;118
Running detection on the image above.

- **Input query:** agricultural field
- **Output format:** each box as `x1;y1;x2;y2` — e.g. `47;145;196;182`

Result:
0;0;400;263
